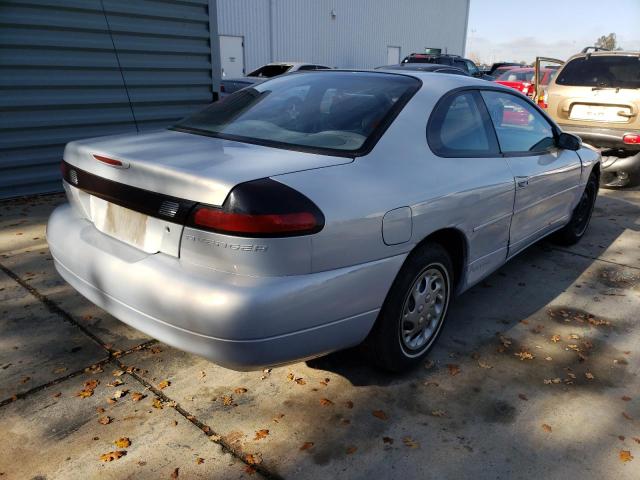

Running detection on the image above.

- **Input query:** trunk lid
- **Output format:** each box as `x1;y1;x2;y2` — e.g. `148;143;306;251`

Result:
63;129;353;206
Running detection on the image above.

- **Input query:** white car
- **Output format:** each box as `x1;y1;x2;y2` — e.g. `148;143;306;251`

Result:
220;62;331;96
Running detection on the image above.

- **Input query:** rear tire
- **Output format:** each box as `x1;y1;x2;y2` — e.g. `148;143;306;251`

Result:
552;173;598;246
366;242;453;372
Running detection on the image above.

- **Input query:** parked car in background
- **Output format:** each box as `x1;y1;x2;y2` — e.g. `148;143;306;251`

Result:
495;67;556;97
539;48;640;187
486;62;525;78
220;62;331;96
49;70;599;373
376;63;469;76
401;53;490;79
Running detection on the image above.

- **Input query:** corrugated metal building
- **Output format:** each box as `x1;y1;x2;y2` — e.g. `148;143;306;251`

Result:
1;0;469;199
217;0;470;75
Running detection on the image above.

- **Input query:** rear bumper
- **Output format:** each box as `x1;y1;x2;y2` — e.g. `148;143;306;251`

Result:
559;124;640;153
47;204;404;370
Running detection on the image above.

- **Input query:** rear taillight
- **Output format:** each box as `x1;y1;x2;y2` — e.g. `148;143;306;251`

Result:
623;133;640;145
187;178;324;237
537;92;548;109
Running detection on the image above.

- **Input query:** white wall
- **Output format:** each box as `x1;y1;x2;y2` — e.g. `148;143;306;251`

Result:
218;0;469;72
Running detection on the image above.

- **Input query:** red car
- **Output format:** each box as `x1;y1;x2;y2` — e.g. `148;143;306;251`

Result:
495;67;556;96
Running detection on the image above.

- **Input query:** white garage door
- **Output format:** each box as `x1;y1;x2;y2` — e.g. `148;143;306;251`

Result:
387;46;401;65
219;35;245;78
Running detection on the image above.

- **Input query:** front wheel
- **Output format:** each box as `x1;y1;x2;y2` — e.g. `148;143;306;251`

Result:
552;173;598;246
366;242;453;372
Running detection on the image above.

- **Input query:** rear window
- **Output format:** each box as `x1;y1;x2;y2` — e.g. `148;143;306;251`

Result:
498;70;534;83
556;55;640;89
174;72;420;155
248;64;292;78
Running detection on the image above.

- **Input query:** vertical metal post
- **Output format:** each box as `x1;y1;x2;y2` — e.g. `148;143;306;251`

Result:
208;0;222;100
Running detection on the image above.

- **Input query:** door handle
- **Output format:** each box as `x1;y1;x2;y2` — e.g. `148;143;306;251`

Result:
516;176;529;188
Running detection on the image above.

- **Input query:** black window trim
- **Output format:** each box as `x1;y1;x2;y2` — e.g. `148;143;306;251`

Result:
171;70;423;159
427;85;563;159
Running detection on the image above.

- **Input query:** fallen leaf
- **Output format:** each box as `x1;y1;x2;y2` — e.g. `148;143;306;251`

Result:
515;351;535;361
286;372;295;382
100;451;126;462
53;392;62;398
550;335;561;343
244;466;256;475
372;410;387;420
234;387;248;395
619;450;634;462
431;410;447;417
345;400;354;409
542;424;552;433
152;398;164;409
157;380;170;390
632;437;640;444
254;429;269;441
518;394;528;401
221;395;236;407
196;457;204;465
114;437;130;448
383;437;394;444
76;389;94;399
98;416;111;425
319;398;333;406
478;360;492;369
319;378;330;386
170;467;179;479
20;376;31;384
403;437;420;448
621;396;632;402
131;392;145;402
107;379;123;387
545;356;553;361
300;442;314;451
447;364;461;376
112;370;125;377
585;372;595;380
112;389;128;399
345;446;357;454
245;453;262;465
294;378;306;385
272;413;285;423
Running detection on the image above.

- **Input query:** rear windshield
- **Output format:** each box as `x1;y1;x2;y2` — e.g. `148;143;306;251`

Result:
498;70;534;83
248;64;292;78
556;55;640;89
174;72;420;154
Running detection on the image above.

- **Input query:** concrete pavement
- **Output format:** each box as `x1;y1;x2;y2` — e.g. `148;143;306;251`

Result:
0;188;638;479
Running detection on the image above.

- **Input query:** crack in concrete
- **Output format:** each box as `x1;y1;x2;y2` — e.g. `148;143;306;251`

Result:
114;358;280;480
550;246;640;271
0;261;280;479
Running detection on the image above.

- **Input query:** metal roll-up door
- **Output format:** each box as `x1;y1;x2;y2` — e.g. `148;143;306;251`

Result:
0;0;219;199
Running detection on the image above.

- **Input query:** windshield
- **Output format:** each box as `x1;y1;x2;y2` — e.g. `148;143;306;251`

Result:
174;72;420;154
556;55;640;89
248;64;292;78
498;70;534;83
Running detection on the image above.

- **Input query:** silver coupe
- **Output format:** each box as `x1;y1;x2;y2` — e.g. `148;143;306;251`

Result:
47;70;600;372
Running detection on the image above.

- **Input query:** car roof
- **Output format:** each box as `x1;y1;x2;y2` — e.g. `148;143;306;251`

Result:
377;63;467;73
566;50;640;62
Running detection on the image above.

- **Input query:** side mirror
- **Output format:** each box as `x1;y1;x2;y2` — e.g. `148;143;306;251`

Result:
557;132;582;151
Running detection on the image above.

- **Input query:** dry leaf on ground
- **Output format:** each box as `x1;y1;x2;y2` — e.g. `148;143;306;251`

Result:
245;453;263;465
300;442;314;451
131;392;145;402
403;437;420;448
100;451;126;462
542;424;552;433
98;416;111;425
550;335;561;343
431;410;447;417
319;398;333;406
254;429;269;441
114;437;130;448
372;410;388;420
157;380;170;390
585;372;595;380
447;364;461;376
196;457;204;465
515;351;534;361
234;387;248;394
619;450;634;462
345;446;357;454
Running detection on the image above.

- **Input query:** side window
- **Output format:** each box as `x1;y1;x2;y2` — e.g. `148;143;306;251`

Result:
428;91;499;157
454;59;468;72
480;91;556;153
465;60;479;76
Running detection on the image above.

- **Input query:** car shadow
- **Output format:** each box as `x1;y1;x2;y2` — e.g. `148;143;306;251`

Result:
306;189;639;387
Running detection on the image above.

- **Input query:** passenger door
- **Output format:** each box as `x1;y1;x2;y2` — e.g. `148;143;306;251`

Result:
480;90;583;256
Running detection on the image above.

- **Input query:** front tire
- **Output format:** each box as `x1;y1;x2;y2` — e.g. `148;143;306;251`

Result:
552;173;598;246
366;242;453;372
